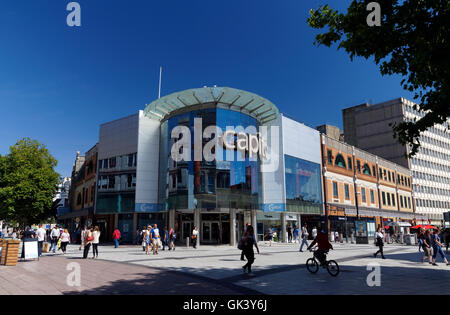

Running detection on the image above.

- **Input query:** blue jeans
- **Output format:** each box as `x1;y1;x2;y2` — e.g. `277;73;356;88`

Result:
299;238;309;251
114;239;119;248
49;238;57;252
433;246;447;261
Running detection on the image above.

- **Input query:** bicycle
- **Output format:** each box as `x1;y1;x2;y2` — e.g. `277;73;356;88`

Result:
306;247;340;277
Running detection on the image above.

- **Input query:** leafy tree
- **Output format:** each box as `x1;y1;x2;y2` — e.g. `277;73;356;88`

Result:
307;0;450;156
0;138;59;227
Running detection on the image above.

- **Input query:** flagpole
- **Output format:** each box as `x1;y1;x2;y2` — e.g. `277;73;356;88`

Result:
158;66;162;99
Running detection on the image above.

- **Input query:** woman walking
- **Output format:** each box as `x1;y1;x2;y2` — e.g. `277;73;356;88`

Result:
83;226;94;259
92;226;101;259
144;225;152;255
373;227;385;259
60;229;71;254
431;228;450;266
242;225;260;276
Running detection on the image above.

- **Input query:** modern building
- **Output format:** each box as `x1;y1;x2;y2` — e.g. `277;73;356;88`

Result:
342;97;450;225
320;133;423;243
86;87;324;245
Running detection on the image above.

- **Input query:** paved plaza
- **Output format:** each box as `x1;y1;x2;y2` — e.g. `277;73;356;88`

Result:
1;241;449;295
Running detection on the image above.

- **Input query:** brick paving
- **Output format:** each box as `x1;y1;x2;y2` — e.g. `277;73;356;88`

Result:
1;242;449;294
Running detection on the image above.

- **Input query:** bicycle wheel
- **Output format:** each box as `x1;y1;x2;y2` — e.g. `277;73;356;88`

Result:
306;258;319;274
326;260;340;277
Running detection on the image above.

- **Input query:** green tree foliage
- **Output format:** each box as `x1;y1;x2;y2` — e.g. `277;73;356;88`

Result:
0;138;59;226
307;0;450;156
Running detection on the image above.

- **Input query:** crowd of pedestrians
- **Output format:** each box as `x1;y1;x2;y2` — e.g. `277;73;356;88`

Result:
418;227;450;266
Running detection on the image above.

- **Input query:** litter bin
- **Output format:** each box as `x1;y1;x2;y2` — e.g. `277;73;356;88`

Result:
0;239;21;266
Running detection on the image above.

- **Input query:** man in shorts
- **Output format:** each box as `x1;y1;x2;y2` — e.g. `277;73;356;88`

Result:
151;224;161;255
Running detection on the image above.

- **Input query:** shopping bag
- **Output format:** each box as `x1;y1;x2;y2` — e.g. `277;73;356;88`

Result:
57;238;62;249
42;242;50;253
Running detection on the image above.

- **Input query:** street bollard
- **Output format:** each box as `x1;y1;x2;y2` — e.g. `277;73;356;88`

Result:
186;237;189;248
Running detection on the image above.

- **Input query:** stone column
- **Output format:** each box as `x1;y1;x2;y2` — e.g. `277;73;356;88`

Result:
132;213;138;244
252;210;258;241
281;212;287;243
114;214;119;229
194;208;200;248
230;208;236;246
169;209;175;230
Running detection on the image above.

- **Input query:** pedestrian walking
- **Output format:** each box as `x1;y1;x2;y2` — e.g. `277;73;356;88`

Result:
241;223;251;260
192;226;199;249
294;226;300;243
169;227;176;251
264;228;273;246
241;225;259;276
299;224;309;252
287;225;293;243
143;225;152;255
49;225;60;253
79;226;87;251
83;227;94;259
92;226;101;259
162;226;169;251
312;226;318;240
373;227;386;259
420;229;434;264
334;231;339;243
151;224;161;255
36;224;46;257
431;228;450;266
112;228;121;248
140;225;147;252
60;229;71;254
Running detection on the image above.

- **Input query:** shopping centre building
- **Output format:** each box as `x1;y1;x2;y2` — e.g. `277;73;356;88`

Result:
60;87;425;244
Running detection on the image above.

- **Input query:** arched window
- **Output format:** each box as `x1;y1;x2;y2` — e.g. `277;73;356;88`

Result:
334;154;346;169
76;193;82;205
362;163;371;176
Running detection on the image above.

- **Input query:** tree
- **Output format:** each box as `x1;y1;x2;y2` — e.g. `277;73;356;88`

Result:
307;0;450;156
0;138;59;227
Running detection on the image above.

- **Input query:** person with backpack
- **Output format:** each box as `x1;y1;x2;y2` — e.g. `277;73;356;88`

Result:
112;228;121;248
240;225;259;276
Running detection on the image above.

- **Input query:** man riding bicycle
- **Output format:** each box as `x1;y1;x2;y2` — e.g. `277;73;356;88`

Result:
307;230;333;266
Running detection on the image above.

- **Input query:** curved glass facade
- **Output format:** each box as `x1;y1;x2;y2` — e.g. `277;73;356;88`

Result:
159;108;261;211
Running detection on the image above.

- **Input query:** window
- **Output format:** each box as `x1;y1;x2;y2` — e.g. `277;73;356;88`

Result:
335;154;346;168
108;175;115;189
109;157;116;168
387;193;391;206
91;186;95;202
382;192;386;205
370;190;375;204
388;171;391;182
344;184;350;199
372;166;376;178
357;160;361;173
361;187;366;202
362;163;371;176
400;196;404;208
128;154;134;167
98;159;103;170
333;182;339;198
103;159;108;169
391;193;396;207
408;197;411;209
327;150;332;164
347;157;353;170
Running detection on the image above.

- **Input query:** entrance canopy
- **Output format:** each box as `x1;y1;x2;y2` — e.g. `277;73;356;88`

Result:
144;86;279;124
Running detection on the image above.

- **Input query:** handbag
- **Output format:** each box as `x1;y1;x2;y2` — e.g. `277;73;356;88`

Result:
57;238;62;248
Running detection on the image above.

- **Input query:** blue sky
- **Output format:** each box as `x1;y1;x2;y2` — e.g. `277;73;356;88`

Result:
0;0;414;177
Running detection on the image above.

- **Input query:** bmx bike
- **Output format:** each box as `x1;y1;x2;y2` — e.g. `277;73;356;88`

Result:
306;247;340;277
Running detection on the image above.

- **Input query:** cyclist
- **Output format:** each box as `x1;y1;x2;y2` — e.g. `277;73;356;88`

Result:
307;229;333;266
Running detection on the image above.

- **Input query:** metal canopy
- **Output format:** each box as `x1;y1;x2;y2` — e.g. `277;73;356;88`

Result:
143;86;279;124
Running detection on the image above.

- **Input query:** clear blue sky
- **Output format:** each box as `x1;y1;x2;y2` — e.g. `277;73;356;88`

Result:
0;0;414;177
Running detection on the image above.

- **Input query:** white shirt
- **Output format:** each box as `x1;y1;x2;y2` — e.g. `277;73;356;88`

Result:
51;228;60;238
312;228;317;238
61;232;70;242
193;229;199;236
92;231;101;244
36;228;46;242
